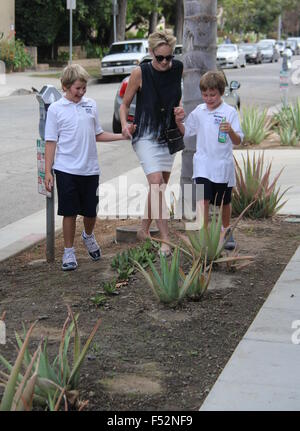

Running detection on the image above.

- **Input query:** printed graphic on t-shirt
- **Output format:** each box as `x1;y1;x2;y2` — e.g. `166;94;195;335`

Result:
213;114;224;125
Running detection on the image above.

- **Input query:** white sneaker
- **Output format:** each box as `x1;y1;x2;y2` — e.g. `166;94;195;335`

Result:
81;232;101;261
62;249;78;271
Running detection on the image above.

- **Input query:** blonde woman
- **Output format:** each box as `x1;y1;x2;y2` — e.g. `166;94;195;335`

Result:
120;30;183;256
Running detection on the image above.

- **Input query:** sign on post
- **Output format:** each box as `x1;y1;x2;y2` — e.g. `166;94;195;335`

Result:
67;0;76;9
37;139;51;197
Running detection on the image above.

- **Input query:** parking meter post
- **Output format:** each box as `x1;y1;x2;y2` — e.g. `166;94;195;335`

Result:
36;85;62;263
46;179;55;263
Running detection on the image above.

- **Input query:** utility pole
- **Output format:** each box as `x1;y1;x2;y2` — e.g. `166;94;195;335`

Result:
278;14;282;41
112;0;118;42
67;0;76;64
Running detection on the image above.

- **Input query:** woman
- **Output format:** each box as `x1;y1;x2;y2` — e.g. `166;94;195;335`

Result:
120;30;183;256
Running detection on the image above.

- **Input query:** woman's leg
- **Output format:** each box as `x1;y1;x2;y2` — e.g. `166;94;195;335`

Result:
138;171;171;253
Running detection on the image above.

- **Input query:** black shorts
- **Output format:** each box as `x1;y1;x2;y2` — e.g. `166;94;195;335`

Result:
195;177;232;205
55;170;99;217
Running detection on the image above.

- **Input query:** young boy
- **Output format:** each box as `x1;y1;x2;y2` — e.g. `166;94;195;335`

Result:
174;71;243;249
45;64;133;270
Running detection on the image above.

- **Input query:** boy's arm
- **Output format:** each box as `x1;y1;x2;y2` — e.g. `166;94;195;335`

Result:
96;130;134;142
45;141;56;192
228;127;242;146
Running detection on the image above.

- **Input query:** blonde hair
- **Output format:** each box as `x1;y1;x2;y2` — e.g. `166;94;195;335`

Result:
148;30;177;52
61;64;90;89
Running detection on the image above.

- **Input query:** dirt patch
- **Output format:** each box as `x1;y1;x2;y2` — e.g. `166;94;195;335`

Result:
1;216;300;411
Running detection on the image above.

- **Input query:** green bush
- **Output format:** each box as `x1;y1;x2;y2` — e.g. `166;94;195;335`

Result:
0;38;33;72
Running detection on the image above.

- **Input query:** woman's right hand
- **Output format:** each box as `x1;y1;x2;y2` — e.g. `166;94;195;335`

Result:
122;123;136;139
45;172;54;192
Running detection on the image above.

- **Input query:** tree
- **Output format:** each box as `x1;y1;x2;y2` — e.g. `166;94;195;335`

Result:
180;0;217;219
175;0;184;43
116;0;128;41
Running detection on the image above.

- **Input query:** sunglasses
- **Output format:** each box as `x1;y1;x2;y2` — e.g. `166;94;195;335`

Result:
154;54;174;63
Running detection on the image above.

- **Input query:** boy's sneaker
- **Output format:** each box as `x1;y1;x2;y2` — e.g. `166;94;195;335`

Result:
62;249;78;271
224;233;236;251
81;231;101;261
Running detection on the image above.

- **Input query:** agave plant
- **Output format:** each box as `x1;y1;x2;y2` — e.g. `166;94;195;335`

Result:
186;254;213;300
241;106;273;145
0;321;40;411
278;125;298;147
0;307;101;410
289;99;300;138
134;247;202;304
232;151;290;218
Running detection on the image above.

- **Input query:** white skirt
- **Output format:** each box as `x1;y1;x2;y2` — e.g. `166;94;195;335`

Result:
133;136;175;175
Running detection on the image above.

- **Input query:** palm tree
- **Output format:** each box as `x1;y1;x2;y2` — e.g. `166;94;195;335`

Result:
180;1;217;219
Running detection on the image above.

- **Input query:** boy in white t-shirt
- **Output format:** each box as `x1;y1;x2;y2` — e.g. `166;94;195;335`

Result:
45;64;134;270
174;71;244;249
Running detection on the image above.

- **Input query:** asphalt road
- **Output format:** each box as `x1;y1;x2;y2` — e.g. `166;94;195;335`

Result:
0;58;300;229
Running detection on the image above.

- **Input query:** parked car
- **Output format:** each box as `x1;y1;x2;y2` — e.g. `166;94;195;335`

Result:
239;44;263;64
286;38;300;55
112;62;241;133
217;44;246;68
100;39;149;79
174;44;183;61
257;41;280;62
276;40;287;56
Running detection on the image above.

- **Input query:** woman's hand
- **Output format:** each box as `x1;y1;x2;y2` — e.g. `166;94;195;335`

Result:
174;106;185;123
122;123;136;139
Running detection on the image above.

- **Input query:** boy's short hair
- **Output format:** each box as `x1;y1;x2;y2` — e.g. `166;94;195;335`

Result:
61;64;90;89
148;30;177;52
200;71;226;95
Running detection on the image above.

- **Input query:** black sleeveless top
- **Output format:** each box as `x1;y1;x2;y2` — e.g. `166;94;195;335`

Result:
132;59;183;143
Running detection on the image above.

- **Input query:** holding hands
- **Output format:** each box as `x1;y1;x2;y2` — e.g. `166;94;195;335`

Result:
122;123;137;139
174;106;185;124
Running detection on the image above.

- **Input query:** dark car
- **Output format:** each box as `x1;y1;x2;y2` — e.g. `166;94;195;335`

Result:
239;44;263;64
112;64;241;133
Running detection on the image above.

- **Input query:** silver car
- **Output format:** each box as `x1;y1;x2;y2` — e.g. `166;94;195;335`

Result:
112;63;241;133
217;44;246;69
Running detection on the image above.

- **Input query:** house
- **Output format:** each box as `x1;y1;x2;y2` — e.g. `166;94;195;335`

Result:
0;0;15;39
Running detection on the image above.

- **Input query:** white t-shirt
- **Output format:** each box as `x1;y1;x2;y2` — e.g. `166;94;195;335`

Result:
45;96;104;175
184;102;244;187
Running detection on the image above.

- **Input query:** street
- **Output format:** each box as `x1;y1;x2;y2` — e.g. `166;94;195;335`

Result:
0;57;300;229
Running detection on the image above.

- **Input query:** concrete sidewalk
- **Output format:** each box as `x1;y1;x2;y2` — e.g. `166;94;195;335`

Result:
0;70;62;98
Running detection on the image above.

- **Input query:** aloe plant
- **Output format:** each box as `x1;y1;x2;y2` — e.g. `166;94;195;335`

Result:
186;255;213;300
134;247;202;304
241;106;273;145
0;307;101;410
232;151;290;218
278;125;298;147
0;321;39;411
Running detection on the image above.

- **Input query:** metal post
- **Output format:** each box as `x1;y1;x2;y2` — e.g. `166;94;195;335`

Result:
69;5;73;64
278;14;282;41
113;0;117;42
46;178;55;263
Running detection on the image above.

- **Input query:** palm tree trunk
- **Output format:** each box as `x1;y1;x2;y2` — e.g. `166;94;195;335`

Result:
180;0;217;219
116;0;128;41
175;0;184;44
